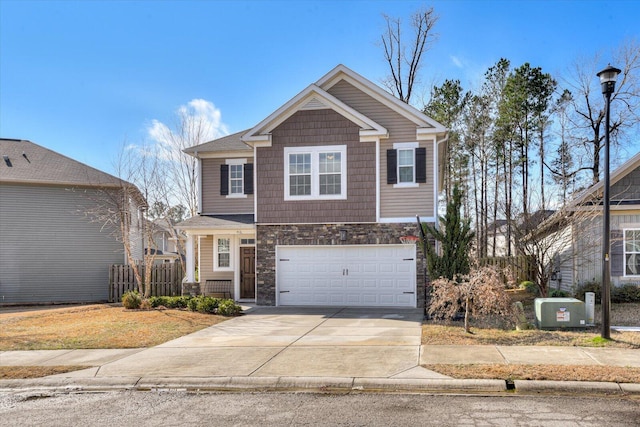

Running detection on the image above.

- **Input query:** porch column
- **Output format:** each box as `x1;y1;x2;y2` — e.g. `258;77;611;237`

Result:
186;233;195;282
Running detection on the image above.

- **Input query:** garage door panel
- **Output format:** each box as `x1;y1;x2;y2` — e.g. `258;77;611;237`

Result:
277;245;416;307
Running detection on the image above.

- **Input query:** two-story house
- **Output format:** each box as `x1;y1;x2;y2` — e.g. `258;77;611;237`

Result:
177;65;447;308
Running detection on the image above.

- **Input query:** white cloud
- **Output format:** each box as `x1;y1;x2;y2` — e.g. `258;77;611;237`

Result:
147;99;229;150
450;55;464;69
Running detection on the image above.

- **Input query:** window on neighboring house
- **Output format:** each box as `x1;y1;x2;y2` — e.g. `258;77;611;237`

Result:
220;160;253;197
284;145;347;200
215;237;231;270
387;143;426;187
624;229;640;275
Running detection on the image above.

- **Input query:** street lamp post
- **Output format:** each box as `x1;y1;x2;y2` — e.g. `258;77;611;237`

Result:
596;64;621;340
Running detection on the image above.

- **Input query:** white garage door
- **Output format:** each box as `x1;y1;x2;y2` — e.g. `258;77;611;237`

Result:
276;245;416;307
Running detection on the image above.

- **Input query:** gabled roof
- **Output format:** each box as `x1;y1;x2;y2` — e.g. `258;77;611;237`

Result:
242;83;388;145
242;64;446;146
316;64;447;134
183;130;252;155
0;139;132;188
571;150;640;206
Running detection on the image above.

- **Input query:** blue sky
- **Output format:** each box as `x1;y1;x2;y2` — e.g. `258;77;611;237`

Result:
1;0;638;175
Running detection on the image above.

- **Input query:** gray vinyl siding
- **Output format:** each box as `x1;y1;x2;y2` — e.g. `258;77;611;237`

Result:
327;80;435;218
611;166;640;201
0;184;126;304
201;158;254;214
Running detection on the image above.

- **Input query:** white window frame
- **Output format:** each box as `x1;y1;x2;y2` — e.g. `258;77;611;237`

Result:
624;229;640;276
393;142;419;188
284;145;347;201
226;158;247;198
214;236;233;271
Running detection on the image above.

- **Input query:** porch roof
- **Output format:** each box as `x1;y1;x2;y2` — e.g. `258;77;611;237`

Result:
176;214;255;231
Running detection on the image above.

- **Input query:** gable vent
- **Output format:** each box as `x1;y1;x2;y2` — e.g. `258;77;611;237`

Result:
300;97;328;111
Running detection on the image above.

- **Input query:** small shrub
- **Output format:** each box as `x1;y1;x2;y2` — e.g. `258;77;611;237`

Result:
612;283;640;303
139;298;152;310
122;291;142;309
187;297;199;312
217;299;242;316
519;281;538;295
549;289;570;298
574;281;601;303
149;296;170;308
196;296;221;314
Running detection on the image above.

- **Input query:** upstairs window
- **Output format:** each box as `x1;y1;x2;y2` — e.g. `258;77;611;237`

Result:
387;142;426;187
284;145;347;200
220;159;253;197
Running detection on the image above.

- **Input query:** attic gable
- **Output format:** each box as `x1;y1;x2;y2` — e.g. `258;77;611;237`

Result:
316;64;447;136
242;84;388;146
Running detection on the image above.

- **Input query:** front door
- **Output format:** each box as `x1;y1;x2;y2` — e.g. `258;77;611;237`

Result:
240;247;256;299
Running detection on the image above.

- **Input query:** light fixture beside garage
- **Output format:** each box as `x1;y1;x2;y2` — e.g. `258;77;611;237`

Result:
339;229;347;242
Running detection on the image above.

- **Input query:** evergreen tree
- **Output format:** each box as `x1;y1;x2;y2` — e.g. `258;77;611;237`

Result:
420;186;475;280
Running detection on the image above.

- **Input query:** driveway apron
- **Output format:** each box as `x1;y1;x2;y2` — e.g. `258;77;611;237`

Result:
95;307;437;379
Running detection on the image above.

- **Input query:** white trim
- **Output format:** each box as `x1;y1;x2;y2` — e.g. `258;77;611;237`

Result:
185;234;195;282
284;145;347;201
392;142;419;187
225;158;247;197
197;158;202;215
214;236;234;272
196;150;253;159
379;216;436;224
375;139;380;222
242;84;388;145
433;138;440;218
254;145;258;222
316;65;447;133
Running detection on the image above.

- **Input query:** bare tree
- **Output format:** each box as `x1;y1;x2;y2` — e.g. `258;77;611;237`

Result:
82;143;156;296
561;38;640;184
380;6;439;104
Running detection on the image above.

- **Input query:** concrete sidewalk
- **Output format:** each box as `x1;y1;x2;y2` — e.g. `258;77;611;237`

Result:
1;306;639;395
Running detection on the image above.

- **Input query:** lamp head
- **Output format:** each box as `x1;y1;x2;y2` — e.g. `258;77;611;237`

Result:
597;64;621;95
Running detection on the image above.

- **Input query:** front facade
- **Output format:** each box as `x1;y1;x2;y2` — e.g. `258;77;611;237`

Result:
178;65;447;308
0;139;145;304
541;152;640;293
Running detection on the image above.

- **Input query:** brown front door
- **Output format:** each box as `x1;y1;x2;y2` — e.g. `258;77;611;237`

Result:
240;247;256;299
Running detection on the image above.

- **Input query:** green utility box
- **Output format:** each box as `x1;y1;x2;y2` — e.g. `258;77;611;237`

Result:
534;298;587;329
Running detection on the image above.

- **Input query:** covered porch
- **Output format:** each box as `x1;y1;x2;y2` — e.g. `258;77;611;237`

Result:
177;214;256;302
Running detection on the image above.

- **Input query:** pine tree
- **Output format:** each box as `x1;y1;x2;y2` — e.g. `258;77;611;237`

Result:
420;186;475;280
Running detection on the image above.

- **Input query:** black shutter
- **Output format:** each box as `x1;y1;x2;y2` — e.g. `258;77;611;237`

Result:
244;163;254;195
610;229;624;277
387;149;397;184
415;147;426;183
220;164;229;195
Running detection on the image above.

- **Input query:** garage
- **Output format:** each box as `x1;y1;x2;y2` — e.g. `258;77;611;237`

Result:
276;245;416;307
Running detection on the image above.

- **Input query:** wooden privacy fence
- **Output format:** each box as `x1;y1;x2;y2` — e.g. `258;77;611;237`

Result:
477;256;535;284
109;262;184;302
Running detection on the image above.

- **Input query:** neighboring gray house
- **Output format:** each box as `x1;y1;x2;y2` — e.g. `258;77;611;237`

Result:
537;151;640;293
0;139;145;304
177;64;447;308
146;218;185;265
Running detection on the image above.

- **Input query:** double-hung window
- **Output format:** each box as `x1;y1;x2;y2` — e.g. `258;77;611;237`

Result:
220;159;253;197
284;145;347;200
387;142;426;187
624;229;640;276
215;237;232;270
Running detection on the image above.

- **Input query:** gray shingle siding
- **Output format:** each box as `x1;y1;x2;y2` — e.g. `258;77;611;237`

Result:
0;184;125;304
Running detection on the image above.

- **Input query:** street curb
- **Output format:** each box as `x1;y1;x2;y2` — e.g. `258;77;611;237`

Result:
2;377;639;395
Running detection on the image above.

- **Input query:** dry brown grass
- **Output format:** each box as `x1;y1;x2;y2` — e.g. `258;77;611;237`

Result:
423;364;640;383
0;304;228;351
422;298;640;348
0;366;89;379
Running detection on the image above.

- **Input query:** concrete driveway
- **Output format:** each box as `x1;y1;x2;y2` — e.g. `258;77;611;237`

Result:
94;306;444;379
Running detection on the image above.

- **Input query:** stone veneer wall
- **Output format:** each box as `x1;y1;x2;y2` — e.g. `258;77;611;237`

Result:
255;223;430;308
